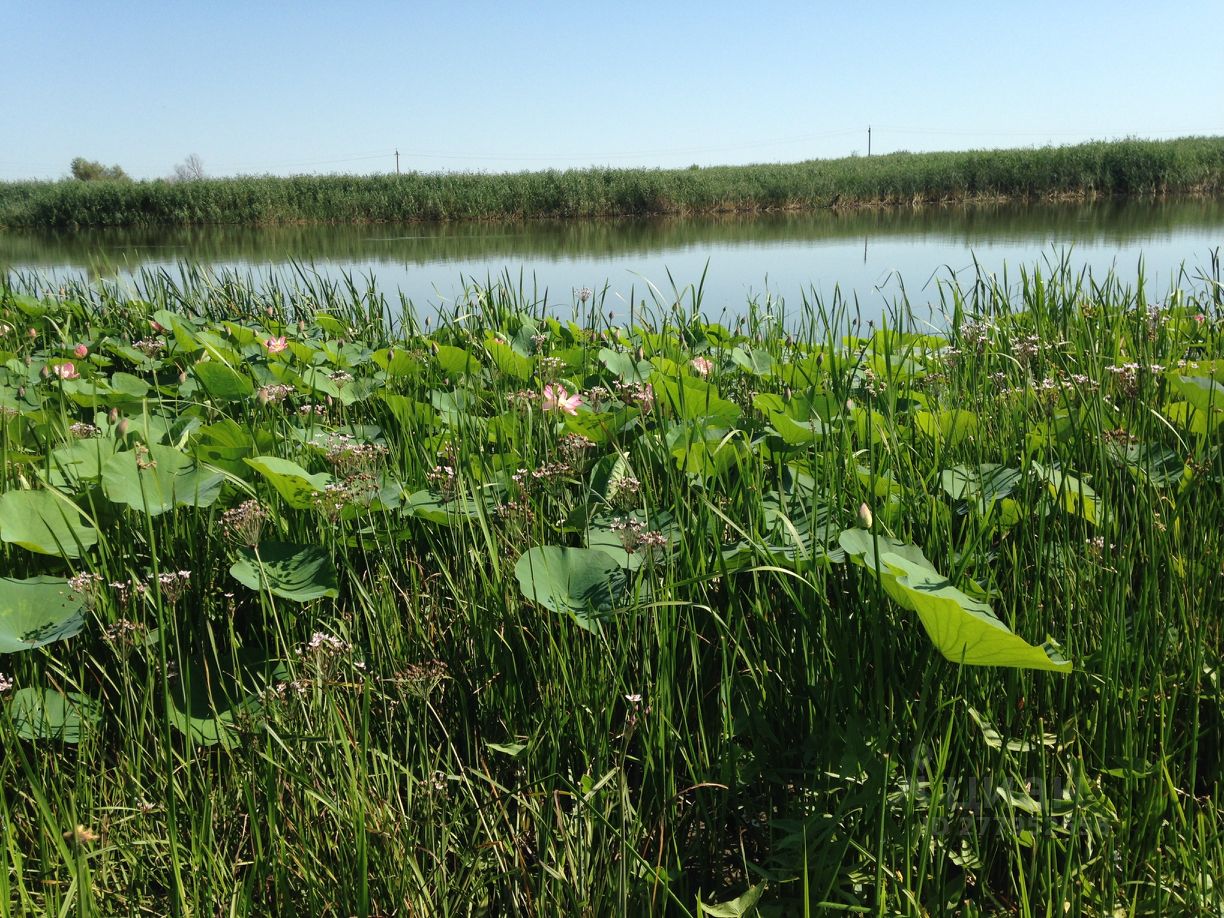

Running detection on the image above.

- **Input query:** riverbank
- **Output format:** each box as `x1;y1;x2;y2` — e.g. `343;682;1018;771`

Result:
3;136;1223;228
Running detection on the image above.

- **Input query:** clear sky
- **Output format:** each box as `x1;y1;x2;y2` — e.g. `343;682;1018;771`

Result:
4;0;1222;182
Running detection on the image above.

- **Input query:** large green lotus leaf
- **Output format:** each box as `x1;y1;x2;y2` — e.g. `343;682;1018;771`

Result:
1169;375;1224;412
43;437;121;489
598;347;653;382
107;372;149;401
380;394;437;433
941;464;1024;524
6;688;101;743
767;410;828;446
916;409;979;448
839;529;1071;672
651;373;740;425
168;651;288;748
245;456;334;509
487;341;534;381
1104;440;1185;487
101;444;223;515
190;419;255;476
434;345;481;376
230;542;339;602
57;377;114;408
1165;400;1224;436
0;490;97;557
192;361;254;402
404;489;496;526
514;545;625;632
590;454;636;504
0;577;86;652
585;510;678;570
429;388;476;426
371;348;423;378
1033;462;1099;526
730;346;775;377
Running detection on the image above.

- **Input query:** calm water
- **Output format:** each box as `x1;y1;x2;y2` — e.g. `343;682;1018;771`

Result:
2;198;1223;323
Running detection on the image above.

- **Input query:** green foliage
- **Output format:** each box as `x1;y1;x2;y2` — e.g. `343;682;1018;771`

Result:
69;156;129;182
2;136;1220;227
0;260;1221;915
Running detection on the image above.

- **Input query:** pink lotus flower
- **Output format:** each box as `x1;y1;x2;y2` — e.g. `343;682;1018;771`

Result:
53;362;80;380
264;336;288;355
73;344;89;358
542;384;582;415
1194;313;1207;325
691;356;713;377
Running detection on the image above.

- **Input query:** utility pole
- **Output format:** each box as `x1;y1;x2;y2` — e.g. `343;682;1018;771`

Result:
395;149;400;175
867;126;871;157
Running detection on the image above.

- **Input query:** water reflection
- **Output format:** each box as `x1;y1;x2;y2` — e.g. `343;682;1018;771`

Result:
3;198;1222;317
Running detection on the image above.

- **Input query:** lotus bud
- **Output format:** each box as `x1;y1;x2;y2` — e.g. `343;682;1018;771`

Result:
108;408;120;423
178;371;188;384
857;502;873;530
116;418;129;436
39;366;49;379
73;344;89;358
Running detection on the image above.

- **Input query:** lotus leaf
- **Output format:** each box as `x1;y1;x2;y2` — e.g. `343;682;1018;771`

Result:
102;444;224;515
839;528;1071;672
515;545;626;632
0;489;98;557
230;542;340;602
245;456;334;509
0;577;86;652
6;687;101;743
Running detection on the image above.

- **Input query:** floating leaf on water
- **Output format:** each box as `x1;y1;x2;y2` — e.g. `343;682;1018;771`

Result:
0;577;86;653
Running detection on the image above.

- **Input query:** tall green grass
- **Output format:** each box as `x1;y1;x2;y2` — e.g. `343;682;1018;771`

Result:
0;255;1221;915
3;136;1224;228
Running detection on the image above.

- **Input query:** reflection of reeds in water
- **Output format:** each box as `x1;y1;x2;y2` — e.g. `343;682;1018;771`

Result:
2;136;1223;232
3;196;1224;273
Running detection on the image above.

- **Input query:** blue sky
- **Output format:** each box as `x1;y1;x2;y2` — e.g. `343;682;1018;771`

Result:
4;0;1222;181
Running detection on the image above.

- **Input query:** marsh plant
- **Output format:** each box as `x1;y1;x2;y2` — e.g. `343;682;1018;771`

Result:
0;255;1221;915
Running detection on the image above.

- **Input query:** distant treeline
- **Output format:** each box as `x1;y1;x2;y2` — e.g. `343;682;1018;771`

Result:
3;137;1223;229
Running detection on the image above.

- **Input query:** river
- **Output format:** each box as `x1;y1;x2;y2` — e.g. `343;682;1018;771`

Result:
2;198;1222;324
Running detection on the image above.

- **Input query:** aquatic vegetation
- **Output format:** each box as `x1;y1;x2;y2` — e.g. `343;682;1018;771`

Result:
0;258;1222;914
2;136;1223;228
